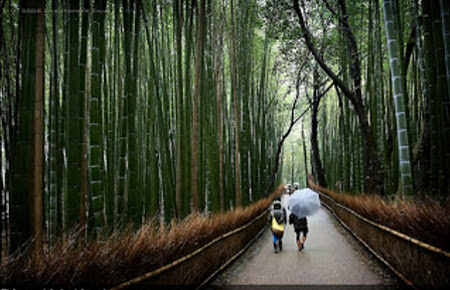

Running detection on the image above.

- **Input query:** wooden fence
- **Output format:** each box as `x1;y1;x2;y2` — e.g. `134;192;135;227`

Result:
111;209;269;289
310;181;450;287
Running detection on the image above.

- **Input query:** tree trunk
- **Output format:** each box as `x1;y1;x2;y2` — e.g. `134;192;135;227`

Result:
90;0;107;234
293;0;384;194
192;0;206;211
79;0;89;243
439;0;450;195
10;0;38;253
65;0;81;229
311;82;327;188
230;0;241;207
383;0;414;199
214;0;225;211
33;0;45;257
48;0;60;245
174;0;183;217
413;0;431;195
301;124;309;187
423;1;441;196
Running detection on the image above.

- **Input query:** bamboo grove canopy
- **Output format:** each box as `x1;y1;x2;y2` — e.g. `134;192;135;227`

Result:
0;0;285;255
1;0;450;260
274;0;450;202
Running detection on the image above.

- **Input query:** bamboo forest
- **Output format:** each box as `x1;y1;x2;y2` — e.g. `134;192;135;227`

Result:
0;0;449;287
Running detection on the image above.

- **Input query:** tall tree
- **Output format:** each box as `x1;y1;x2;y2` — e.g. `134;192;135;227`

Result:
89;0;107;234
122;0;142;225
79;0;90;242
174;0;184;217
64;0;82;228
423;1;443;196
265;67;312;196
48;0;61;245
293;0;384;194
301;124;309;187
310;73;329;188
214;0;225;211
10;0;39;253
438;0;450;195
230;0;242;207
32;0;45;257
192;0;206;211
413;0;432;195
383;0;414;199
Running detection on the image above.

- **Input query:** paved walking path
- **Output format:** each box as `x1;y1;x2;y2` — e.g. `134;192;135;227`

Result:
210;194;397;287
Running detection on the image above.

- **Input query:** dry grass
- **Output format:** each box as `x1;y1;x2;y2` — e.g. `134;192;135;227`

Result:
310;181;450;251
0;186;283;287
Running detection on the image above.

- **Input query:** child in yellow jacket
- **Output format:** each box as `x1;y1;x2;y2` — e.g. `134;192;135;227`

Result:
269;197;287;253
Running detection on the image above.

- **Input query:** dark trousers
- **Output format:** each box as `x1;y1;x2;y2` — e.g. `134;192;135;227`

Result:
295;227;308;241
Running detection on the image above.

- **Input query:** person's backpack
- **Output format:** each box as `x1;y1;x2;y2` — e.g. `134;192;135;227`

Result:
272;201;284;224
289;213;307;229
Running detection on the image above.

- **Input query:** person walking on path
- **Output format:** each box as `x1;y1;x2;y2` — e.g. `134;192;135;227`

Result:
289;212;308;251
269;197;287;254
286;184;293;195
289;183;309;251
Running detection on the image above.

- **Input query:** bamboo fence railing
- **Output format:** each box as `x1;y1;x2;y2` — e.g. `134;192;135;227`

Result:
111;209;270;289
309;179;450;287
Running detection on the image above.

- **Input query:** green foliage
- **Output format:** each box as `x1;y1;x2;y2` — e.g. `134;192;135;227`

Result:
1;0;283;254
4;0;450;258
276;0;449;200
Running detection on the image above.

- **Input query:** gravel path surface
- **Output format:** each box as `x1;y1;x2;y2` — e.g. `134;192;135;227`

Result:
210;194;398;287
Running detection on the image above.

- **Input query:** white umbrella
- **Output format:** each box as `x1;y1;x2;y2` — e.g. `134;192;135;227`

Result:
287;188;321;219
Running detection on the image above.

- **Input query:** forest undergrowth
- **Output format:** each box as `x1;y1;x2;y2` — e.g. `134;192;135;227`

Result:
0;186;282;287
309;179;450;252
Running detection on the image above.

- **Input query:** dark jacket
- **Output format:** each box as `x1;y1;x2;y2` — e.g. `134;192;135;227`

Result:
289;213;307;230
269;201;287;224
269;208;287;225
